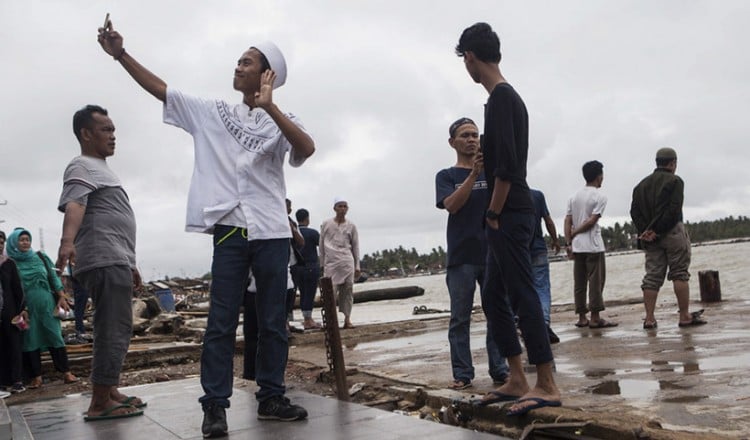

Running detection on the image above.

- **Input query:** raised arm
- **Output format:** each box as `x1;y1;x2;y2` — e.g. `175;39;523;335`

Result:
255;70;315;161
97;19;167;102
441;152;483;214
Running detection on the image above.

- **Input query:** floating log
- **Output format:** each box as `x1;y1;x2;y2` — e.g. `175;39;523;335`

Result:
306;285;425;307
353;286;424;304
698;270;722;302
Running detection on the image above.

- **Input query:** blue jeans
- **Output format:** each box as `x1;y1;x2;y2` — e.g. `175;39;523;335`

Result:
484;212;553;366
447;264;508;383
72;278;89;335
531;253;551;325
199;225;290;408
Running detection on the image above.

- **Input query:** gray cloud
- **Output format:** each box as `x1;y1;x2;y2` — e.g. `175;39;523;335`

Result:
1;1;748;279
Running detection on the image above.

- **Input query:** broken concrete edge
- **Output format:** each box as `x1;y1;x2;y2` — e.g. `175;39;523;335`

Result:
374;385;735;440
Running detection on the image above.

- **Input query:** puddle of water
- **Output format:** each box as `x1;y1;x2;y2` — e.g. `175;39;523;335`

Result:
588;379;660;400
588;377;706;403
698;353;750;371
555;359;652;376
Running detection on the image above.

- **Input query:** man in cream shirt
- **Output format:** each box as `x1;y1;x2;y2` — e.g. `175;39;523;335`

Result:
320;197;360;329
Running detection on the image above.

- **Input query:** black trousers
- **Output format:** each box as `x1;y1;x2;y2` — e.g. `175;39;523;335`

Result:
23;346;70;379
0;319;23;385
242;291;258;381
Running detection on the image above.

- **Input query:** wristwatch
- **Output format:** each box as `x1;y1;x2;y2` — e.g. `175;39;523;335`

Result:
485;209;500;220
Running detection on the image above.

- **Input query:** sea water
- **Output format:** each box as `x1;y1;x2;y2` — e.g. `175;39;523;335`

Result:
348;240;749;325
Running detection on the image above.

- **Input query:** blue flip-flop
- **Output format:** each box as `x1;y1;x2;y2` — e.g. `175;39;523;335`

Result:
472;391;521;406
506;397;561;416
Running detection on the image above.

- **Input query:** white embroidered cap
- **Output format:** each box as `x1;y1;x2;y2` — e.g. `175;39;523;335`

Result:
333;196;347;207
252;41;287;89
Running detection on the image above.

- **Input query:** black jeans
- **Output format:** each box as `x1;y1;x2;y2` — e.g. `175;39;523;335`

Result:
483;211;553;366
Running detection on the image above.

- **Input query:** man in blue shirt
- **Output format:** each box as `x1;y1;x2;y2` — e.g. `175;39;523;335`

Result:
529;189;561;343
294;208;322;330
436;117;508;390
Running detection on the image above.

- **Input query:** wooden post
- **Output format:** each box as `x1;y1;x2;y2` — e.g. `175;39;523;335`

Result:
698;270;722;302
319;277;349;401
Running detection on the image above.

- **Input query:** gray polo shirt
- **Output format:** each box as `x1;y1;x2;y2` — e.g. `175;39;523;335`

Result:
58;155;136;275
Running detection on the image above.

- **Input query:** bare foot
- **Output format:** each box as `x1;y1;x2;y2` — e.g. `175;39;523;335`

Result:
28;376;43;389
491;377;529;399
64;372;79;384
303;319;321;329
110;388;145;407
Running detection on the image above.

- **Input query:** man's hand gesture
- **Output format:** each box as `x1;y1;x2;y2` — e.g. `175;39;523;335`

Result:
255;70;276;109
97;17;124;58
471;150;484;177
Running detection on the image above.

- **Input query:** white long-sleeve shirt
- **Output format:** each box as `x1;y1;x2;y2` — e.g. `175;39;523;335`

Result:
320;218;360;285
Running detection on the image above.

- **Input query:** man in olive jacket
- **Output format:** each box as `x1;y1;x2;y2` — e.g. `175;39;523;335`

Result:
630;147;706;329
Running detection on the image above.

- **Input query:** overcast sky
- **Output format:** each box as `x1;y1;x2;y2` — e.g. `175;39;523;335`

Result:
1;1;748;280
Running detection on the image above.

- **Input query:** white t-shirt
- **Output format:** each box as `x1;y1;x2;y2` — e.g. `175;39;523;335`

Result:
163;88;309;238
566;186;607;253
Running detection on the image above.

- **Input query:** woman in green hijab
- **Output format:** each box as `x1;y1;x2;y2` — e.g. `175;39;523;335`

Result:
6;228;78;388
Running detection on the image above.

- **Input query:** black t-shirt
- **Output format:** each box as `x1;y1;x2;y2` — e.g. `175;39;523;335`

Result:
435;167;488;267
482;82;533;214
298;226;320;267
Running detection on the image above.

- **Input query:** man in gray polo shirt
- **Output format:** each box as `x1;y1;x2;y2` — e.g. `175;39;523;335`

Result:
57;105;143;422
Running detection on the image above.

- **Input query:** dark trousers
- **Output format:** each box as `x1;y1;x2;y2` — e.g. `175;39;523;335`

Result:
72;278;90;335
242;290;258;381
285;287;296;321
483;211;553;366
0;319;23;385
23;346;70;378
76;265;134;386
199;225;290;408
295;265;320;315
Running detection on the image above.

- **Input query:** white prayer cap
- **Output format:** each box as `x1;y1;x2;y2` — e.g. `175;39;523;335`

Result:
333;196;347;207
252;41;287;89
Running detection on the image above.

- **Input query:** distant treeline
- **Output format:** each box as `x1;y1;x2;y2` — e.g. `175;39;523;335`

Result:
361;216;750;276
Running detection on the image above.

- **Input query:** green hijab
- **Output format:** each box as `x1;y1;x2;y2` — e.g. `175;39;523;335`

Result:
6;228;34;262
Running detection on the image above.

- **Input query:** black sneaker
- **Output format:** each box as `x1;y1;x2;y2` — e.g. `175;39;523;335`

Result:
547;326;560;344
11;383;26;393
201;402;228;438
257;395;308;421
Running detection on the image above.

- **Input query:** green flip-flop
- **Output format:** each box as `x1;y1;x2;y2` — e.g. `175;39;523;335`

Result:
121;396;148;408
84;404;144;422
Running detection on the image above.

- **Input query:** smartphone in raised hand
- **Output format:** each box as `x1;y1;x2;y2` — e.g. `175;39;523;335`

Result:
103;12;111;31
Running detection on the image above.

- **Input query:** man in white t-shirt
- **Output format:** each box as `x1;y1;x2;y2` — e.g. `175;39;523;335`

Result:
564;161;617;329
98;17;315;439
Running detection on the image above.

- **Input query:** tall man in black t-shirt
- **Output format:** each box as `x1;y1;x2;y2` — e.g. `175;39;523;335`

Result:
435;117;508;390
456;22;561;416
